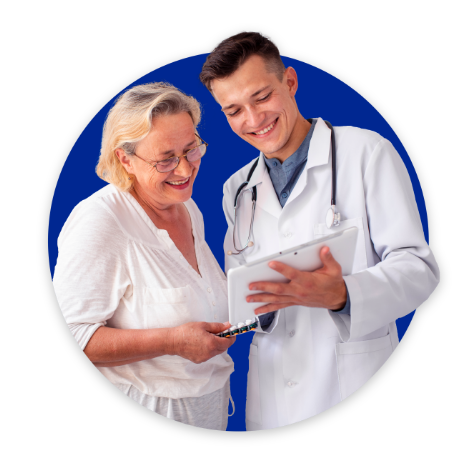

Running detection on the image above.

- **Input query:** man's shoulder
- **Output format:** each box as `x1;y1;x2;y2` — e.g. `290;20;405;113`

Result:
334;125;384;147
223;157;259;194
333;125;391;170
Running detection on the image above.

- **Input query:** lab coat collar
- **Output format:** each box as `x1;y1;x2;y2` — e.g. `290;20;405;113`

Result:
246;153;282;219
306;118;331;170
284;118;332;207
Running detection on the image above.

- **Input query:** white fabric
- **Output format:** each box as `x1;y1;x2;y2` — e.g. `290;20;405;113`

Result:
223;118;440;430
54;184;234;399
116;379;231;431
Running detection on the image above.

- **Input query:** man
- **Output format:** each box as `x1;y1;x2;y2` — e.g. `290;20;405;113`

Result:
199;32;439;430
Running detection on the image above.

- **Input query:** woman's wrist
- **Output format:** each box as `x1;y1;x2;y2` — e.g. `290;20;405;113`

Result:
163;327;179;356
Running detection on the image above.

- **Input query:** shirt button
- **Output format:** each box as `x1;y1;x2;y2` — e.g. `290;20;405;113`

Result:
207;288;212;293
285;232;292;238
212;301;216;306
281;192;288;198
287;381;293;387
179;255;183;259
214;315;217;320
289;330;295;337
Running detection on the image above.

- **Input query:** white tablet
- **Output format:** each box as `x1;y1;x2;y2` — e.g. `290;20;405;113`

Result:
227;226;358;325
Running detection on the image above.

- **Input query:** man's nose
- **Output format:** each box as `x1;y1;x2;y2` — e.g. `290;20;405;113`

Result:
245;106;265;129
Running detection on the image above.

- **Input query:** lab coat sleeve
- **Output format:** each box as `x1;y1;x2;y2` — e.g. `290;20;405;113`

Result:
222;183;279;334
330;139;440;342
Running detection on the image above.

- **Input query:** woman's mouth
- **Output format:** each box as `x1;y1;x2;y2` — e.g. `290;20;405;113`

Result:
165;177;191;190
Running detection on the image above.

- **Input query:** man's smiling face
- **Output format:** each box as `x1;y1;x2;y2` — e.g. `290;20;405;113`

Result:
211;54;301;160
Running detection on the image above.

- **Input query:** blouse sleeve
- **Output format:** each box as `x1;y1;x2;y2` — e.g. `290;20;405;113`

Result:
53;199;131;349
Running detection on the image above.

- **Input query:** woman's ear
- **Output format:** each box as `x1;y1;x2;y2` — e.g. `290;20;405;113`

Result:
116;148;134;174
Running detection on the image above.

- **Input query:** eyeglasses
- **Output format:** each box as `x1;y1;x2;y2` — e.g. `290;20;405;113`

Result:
132;133;208;173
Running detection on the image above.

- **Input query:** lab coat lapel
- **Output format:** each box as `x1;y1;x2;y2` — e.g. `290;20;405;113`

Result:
285;118;331;206
247;153;282;219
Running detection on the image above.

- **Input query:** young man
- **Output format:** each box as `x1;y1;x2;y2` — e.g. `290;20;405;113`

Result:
200;32;439;430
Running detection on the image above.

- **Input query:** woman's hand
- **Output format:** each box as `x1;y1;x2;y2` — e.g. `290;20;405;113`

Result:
168;321;236;364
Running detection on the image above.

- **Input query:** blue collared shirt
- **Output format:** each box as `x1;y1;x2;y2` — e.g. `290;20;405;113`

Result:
263;119;316;207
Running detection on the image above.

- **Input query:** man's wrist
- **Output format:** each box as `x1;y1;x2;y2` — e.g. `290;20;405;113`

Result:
329;281;348;311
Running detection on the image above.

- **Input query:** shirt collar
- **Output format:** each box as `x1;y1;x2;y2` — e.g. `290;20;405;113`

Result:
247;117;331;189
263;118;316;171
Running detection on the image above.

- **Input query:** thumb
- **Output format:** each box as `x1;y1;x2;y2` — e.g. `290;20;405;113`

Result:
319;246;336;268
205;321;231;334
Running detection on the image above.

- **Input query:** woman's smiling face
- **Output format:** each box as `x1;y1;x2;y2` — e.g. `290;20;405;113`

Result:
118;112;201;208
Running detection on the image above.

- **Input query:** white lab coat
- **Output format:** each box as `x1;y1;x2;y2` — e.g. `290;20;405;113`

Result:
222;118;439;430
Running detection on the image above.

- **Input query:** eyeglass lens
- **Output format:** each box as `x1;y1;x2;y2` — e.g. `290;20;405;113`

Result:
155;144;206;172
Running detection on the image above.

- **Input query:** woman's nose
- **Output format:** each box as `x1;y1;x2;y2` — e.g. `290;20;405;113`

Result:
173;154;194;176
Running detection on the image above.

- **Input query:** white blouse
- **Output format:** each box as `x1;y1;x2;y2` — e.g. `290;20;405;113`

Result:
53;184;234;399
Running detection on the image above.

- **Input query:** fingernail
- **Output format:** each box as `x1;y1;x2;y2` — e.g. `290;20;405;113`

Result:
269;262;276;268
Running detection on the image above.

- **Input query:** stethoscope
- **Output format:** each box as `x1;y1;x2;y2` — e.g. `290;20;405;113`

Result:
228;121;340;256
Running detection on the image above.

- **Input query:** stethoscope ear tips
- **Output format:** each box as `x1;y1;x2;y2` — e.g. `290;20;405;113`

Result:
247;241;254;247
227;250;233;256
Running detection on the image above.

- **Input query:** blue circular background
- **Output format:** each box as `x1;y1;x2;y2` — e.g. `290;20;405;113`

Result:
48;54;428;431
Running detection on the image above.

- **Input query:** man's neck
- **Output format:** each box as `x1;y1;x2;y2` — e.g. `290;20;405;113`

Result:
267;115;311;163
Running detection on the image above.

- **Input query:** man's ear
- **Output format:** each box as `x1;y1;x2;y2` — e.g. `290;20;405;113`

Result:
115;148;134;174
284;66;299;97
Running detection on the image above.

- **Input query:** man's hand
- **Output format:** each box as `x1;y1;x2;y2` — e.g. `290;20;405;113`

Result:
246;246;347;314
168;321;235;364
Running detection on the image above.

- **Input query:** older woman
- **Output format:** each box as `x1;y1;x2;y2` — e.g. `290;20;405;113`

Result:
53;82;235;430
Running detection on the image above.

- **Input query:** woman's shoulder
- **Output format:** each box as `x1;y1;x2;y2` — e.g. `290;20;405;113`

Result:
58;185;133;247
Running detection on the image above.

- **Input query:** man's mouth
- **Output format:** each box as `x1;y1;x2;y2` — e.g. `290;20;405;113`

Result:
251;118;278;136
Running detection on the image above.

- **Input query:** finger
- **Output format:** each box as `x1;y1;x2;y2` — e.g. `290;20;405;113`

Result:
204;321;231;334
248;281;293;295
214;334;236;350
254;302;293;315
246;292;294;304
318;246;340;271
267;261;301;281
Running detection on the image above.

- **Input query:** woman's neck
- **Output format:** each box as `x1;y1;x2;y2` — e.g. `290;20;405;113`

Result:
130;185;181;222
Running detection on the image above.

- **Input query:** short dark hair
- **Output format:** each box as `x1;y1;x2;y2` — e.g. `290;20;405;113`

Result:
199;32;285;92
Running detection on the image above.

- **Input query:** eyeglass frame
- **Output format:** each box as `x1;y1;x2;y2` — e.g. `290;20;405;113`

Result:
130;133;208;173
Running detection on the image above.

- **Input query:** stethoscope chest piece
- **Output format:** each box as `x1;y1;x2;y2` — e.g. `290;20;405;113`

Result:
326;205;341;229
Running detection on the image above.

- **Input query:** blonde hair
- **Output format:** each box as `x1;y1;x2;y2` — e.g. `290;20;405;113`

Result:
96;82;201;191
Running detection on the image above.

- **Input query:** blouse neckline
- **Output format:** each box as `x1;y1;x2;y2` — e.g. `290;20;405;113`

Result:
123;191;203;280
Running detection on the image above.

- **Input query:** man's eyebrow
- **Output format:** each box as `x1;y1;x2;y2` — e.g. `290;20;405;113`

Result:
159;140;197;156
221;86;271;112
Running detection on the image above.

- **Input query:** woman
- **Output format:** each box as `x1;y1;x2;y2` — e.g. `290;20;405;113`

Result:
53;82;235;430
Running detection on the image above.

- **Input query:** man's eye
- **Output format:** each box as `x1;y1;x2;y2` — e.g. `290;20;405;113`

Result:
227;110;240;117
258;92;272;102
